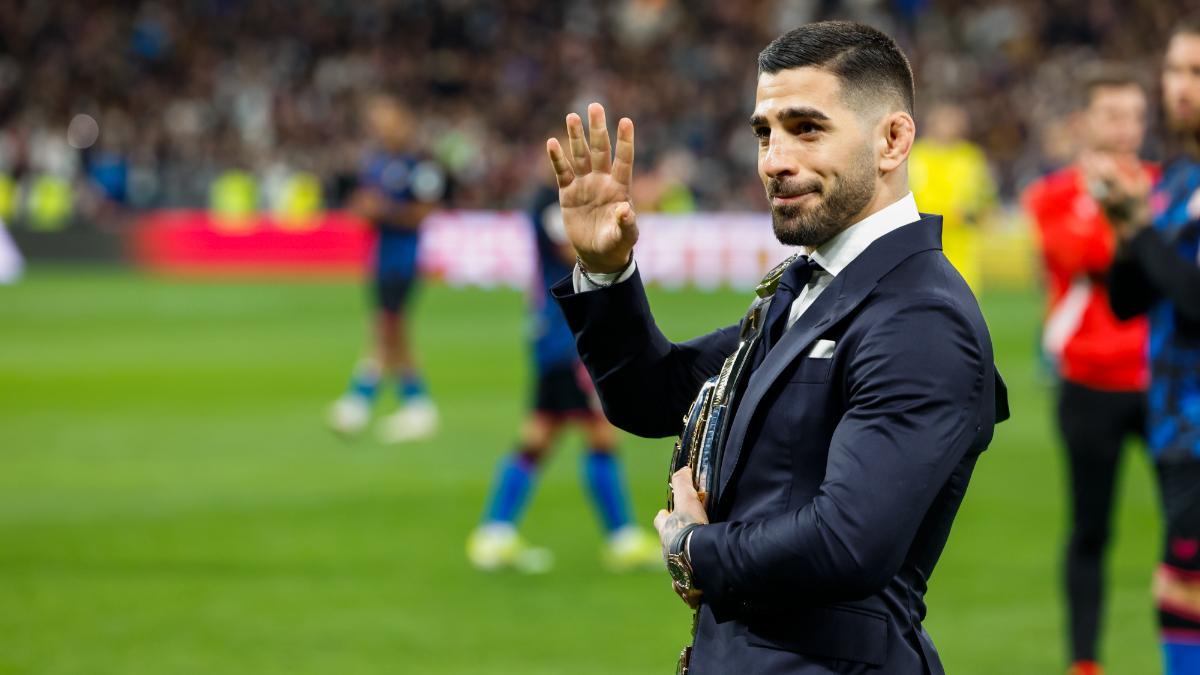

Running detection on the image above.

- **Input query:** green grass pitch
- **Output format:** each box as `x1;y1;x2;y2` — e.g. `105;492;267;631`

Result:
0;267;1163;674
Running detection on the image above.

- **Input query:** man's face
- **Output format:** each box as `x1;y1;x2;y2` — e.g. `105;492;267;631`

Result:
366;98;415;150
752;67;878;248
1164;33;1200;134
1083;84;1147;155
926;104;967;144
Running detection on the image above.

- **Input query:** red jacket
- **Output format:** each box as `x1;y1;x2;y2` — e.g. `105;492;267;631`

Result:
1024;165;1151;391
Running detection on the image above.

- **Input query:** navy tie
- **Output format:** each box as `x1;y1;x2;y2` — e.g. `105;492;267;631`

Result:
761;255;818;353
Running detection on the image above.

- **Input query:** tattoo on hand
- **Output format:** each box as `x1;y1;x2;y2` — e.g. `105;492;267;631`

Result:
661;511;696;554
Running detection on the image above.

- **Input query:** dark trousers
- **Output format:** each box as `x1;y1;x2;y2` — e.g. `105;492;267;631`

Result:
1056;379;1146;663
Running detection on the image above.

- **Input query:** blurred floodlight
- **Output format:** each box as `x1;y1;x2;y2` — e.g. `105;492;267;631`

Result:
67;114;100;150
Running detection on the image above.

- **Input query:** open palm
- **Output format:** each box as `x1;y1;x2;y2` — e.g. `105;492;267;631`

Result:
546;103;638;273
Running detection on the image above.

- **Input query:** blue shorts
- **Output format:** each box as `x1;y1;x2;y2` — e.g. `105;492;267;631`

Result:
372;272;417;313
372;232;419;312
533;361;599;417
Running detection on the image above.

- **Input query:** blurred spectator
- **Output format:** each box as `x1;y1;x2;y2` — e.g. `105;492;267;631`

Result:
910;100;998;290
0;0;1186;225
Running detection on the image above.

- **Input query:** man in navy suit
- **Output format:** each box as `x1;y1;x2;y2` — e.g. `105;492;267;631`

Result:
545;21;1007;675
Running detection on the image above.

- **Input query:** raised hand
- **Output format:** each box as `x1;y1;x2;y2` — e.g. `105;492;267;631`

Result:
546;103;638;273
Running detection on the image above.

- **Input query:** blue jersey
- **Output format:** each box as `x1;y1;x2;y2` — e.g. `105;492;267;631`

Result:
1147;158;1200;460
528;185;578;372
360;151;441;278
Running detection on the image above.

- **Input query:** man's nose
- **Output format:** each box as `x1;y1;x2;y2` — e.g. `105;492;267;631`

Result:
760;139;798;178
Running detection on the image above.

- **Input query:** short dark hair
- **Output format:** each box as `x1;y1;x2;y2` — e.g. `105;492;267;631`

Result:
1171;15;1200;40
757;21;915;116
1079;63;1145;108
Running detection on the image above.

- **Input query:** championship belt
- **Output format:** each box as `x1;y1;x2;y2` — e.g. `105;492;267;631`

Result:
669;254;798;674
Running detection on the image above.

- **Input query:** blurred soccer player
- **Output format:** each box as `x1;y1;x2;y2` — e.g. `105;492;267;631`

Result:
1090;20;1200;674
909;101;997;292
328;95;444;442
1023;66;1152;675
0;217;23;284
465;166;659;573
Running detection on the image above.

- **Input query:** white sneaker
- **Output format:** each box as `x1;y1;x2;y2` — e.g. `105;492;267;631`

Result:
467;523;554;574
603;525;663;572
328;395;371;436
378;398;439;443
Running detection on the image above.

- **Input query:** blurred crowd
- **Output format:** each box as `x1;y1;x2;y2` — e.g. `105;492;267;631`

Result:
0;0;1187;223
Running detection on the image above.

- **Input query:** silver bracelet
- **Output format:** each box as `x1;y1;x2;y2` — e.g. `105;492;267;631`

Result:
577;253;633;288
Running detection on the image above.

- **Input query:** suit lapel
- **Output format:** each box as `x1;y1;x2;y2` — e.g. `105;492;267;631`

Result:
714;215;944;505
716;271;874;500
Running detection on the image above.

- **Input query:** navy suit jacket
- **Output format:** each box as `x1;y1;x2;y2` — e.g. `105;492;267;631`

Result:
553;216;1007;674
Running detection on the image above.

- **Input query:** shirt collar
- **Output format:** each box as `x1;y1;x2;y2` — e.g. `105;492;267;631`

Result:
806;191;920;277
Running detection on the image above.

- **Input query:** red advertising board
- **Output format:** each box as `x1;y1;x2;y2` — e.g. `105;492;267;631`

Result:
132;209;786;289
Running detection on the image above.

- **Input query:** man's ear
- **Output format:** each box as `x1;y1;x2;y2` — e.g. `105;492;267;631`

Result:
878;111;916;174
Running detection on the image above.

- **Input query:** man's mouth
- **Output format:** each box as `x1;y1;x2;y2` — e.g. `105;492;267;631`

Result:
771;189;819;206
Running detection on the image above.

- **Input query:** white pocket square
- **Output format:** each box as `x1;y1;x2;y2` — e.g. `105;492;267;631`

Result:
808;339;836;359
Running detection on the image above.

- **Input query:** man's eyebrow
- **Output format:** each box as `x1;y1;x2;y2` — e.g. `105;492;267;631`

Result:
749;107;832;127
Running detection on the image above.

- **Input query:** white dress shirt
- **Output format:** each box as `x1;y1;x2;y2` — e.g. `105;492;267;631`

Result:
574;192;921;331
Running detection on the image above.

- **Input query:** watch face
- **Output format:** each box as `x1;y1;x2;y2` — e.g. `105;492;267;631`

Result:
666;553;690;586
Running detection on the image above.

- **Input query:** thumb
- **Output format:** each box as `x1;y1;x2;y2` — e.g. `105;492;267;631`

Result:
615;202;637;231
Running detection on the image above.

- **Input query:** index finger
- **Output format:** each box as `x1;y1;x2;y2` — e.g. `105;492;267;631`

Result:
612;117;635;186
546;138;575;189
654;509;669;532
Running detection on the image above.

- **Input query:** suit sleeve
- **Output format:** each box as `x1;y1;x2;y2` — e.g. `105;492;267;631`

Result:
688;298;986;604
1109;226;1200;322
552;269;740;438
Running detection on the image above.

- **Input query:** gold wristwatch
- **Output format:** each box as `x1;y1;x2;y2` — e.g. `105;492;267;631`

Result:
666;524;702;593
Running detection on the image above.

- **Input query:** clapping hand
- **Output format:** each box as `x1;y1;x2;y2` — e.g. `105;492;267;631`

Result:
1080;151;1153;241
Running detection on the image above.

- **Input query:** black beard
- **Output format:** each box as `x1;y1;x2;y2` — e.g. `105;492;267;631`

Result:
769;153;876;248
1165;110;1200;154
